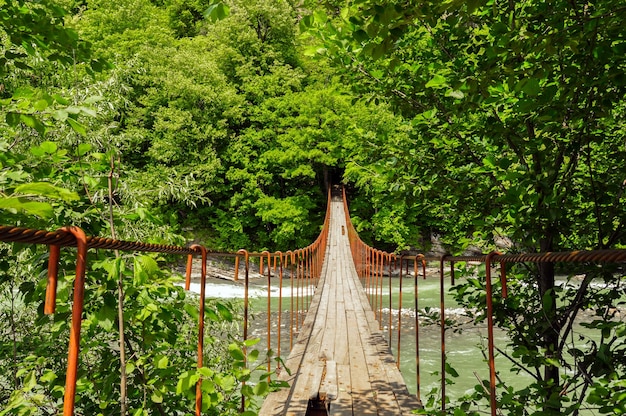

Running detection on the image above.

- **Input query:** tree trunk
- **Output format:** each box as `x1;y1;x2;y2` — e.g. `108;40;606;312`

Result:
538;233;561;413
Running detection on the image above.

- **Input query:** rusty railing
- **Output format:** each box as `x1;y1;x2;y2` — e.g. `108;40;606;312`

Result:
341;187;626;416
0;189;331;415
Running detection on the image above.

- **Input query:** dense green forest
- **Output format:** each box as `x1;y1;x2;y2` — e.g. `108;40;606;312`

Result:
1;0;625;414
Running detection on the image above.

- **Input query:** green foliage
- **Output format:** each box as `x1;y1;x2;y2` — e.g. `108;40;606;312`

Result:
0;0;101;76
0;243;274;414
303;0;626;413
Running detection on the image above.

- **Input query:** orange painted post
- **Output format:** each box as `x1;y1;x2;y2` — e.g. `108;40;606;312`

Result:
189;244;208;416
374;249;379;319
262;251;272;375
185;253;193;290
439;255;448;412
234;255;240;282
414;255;426;403
59;226;88;416
306;246;312;312
396;255;404;369
45;244;60;314
287;251;295;351
276;252;284;368
414;256;421;402
366;247;372;304
485;251;501;416
450;261;455;286
500;262;508;298
295;249;301;330
378;250;384;328
387;254;393;345
370;249;376;315
238;249;250;414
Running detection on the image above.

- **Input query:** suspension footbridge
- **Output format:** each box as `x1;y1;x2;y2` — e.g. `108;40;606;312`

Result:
259;191;421;415
2;186;626;415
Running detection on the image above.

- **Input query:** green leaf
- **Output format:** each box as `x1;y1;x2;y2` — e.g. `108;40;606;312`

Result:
446;89;464;99
228;343;245;361
40;371;57;383
521;78;541;96
66;117;87;135
445;361;459;377
126;362;135;374
253;381;269;396
0;197;53;218
14;182;79;201
5;112;20;126
313;10;328;24
244;338;261;347
40;141;57;154
216;302;233;321
155;355;169;369
353;29;369;43
33;99;49;111
425;74;447;89
467;0;481;13
205;3;230;22
52;94;70;105
77;143;92;156
248;350;259;363
13;87;34;99
150;390;163;404
542;290;554;313
23;371;37;391
198;367;214;378
135;255;160;276
20;114;46;135
52;109;68;122
95;305;115;331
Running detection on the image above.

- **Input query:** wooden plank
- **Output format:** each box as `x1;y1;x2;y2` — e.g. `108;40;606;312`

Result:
342;247;406;414
319;360;338;401
262;197;420;415
346;308;378;416
318;275;335;362
332;364;353;416
259;262;329;415
284;361;324;416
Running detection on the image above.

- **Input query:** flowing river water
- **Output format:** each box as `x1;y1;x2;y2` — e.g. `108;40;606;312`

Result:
188;276;521;403
186;273;608;413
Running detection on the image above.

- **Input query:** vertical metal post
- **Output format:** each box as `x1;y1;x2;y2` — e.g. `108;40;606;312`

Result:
396;256;404;369
45;244;60;314
59;226;88;416
439;255;447;412
189;245;207;416
288;251;295;351
262;251;271;375
185;253;194;289
276;252;284;367
485;252;501;416
414;256;421;403
238;249;250;413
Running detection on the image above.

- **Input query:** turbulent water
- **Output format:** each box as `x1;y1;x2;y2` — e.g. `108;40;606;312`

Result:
186;274;610;413
184;276;517;401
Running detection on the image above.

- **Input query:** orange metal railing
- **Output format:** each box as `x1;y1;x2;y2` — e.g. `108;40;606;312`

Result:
0;189;331;415
341;186;626;416
7;184;625;416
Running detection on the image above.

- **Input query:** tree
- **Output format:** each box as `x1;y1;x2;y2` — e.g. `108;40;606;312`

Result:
304;0;626;413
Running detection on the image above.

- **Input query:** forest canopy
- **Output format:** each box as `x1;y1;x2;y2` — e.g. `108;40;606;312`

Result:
1;0;626;415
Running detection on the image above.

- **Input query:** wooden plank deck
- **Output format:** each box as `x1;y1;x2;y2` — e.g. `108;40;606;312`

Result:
259;197;422;415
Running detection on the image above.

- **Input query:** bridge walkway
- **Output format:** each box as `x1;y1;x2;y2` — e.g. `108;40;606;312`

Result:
259;195;421;415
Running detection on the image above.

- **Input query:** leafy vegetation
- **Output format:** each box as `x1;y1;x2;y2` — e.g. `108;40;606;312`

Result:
1;0;625;414
302;0;626;414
